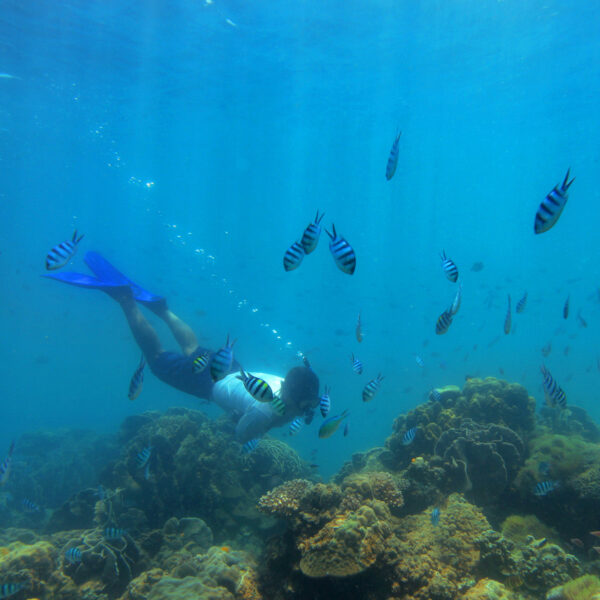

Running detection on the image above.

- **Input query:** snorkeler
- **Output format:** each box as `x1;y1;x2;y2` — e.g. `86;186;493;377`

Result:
43;251;320;443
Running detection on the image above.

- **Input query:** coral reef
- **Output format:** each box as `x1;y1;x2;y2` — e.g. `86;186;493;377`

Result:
434;420;525;502
476;529;582;596
546;575;600;600
500;514;559;546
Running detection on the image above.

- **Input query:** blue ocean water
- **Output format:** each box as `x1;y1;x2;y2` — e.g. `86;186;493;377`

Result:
0;0;599;480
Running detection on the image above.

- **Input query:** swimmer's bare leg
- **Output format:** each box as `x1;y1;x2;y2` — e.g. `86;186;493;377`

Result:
112;289;163;361
143;300;198;356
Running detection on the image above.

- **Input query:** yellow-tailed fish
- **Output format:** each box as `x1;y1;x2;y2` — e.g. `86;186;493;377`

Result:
318;410;349;439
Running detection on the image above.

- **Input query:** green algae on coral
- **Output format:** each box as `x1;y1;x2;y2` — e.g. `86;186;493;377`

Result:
500;514;559;546
547;574;600;600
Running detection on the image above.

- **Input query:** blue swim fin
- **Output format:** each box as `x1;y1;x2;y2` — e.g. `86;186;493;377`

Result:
43;251;165;310
84;251;164;307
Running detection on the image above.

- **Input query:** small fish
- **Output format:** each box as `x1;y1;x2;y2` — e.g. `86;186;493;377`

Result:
343;422;349;437
563;295;570;319
538;461;551;476
289;417;303;436
300;211;324;254
326;224;356;275
362;374;384;402
402;427;417;445
128;355;146;401
534;168;575;234
210;335;235;382
541;342;552;357
451;283;462;316
577;310;587;328
533;480;559;496
351;354;363;375
104;527;126;541
318;410;349;439
431;507;440;526
21;499;40;513
242;439;259;453
192;351;210;374
385;130;402;181
355;312;363;343
319;386;331;417
570;538;584;549
540;365;567;409
270;395;286;416
415;355;425;368
515;292;527;314
0;583;25;599
283;241;305;272
504;294;512;335
45;230;84;270
136;446;152;469
435;308;453;335
0;441;15;486
470;261;484;272
237;369;274;402
65;547;82;564
440;251;459;283
429;389;442;402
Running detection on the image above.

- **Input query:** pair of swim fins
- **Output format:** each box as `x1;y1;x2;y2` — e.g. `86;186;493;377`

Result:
43;251;164;308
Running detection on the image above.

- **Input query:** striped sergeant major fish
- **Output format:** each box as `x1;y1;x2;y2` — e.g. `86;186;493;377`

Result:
65;547;82;564
283;241;305;272
0;583;25;599
440;251;459;283
210;335;235;382
318;409;349;439
128;356;146;401
326;224;356;275
301;210;324;254
533;480;559;496
515;291;527;314
540;365;567;409
351;354;363;375
45;230;84;270
21;498;41;513
192;351;210;374
435;308;453;335
319;386;331;417
136;446;152;469
242;438;259;453
289;417;303;436
104;527;126;541
504;294;512;335
270;394;286;416
362;374;384;402
385;130;402;181
563;295;570;319
402;427;417;445
0;441;15;486
534;169;574;234
237;369;274;402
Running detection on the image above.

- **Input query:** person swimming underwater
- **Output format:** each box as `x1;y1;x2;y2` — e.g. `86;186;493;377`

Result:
43;251;320;443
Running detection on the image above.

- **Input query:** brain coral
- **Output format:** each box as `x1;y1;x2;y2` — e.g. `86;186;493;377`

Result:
298;501;393;578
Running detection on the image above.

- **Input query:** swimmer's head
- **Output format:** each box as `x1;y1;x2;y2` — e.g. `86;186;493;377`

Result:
281;365;320;411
